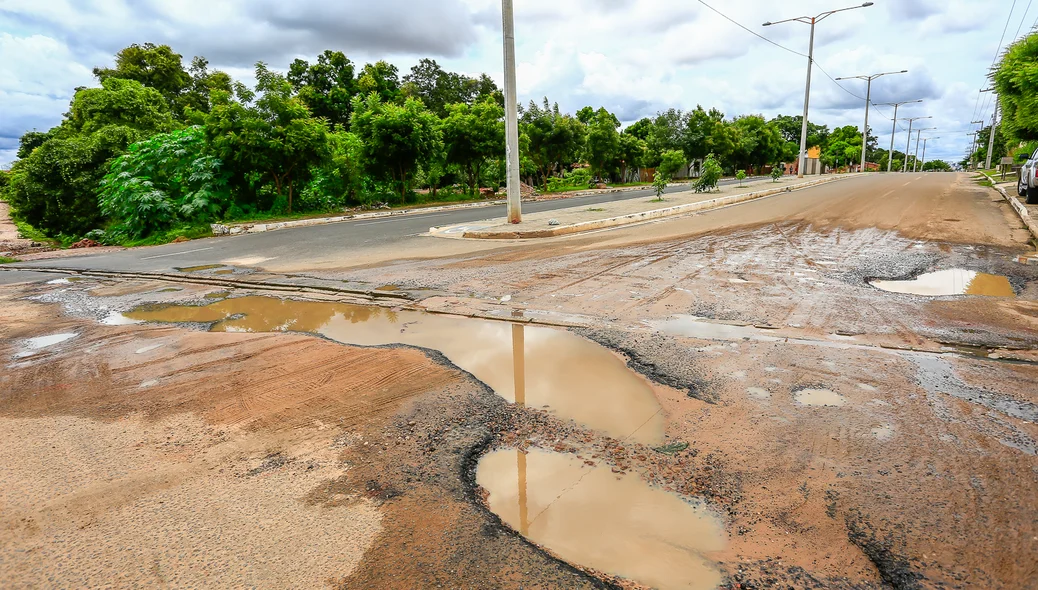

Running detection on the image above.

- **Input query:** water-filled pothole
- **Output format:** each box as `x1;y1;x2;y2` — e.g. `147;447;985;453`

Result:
476;448;726;590
794;388;846;407
869;269;1015;297
125;296;664;444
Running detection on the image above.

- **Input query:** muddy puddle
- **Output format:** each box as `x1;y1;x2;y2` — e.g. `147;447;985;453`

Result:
794;388;846;407
476;448;726;590
124;296;664;444
870;269;1015;297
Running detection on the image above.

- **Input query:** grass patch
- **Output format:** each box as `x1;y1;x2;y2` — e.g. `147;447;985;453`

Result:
609;182;651;188
119;224;213;247
0;256;19;264
586;207;606;212
14;220;55;245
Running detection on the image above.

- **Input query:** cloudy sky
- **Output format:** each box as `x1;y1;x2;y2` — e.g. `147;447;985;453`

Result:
0;0;1029;166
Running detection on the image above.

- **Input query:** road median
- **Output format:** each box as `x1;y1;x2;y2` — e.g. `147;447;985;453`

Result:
432;174;859;240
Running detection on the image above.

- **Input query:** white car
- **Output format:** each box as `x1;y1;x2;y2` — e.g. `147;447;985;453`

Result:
1017;148;1038;204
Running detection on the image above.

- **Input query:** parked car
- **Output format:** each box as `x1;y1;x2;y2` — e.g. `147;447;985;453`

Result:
1017;147;1038;204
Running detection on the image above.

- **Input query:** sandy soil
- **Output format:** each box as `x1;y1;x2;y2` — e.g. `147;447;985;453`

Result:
2;173;1037;589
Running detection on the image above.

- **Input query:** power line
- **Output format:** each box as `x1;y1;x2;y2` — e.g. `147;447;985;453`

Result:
695;0;808;58
1014;0;1034;40
973;0;1019;128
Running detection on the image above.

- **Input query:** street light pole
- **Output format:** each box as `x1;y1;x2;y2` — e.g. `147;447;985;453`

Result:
502;0;522;224
835;70;908;172
912;127;935;172
878;99;922;172
764;3;874;178
902;116;931;172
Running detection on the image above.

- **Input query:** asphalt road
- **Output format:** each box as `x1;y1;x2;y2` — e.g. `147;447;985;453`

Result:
3;176;771;275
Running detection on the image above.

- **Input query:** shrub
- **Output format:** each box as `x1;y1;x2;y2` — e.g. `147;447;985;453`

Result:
736;170;747;186
693;154;722;193
771;166;783;182
652;170;668;201
99;126;231;240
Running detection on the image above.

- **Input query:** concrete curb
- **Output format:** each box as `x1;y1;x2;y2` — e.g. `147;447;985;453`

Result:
995;186;1038;243
457;175;854;240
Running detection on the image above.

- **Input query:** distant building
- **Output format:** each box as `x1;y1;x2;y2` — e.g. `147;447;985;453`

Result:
785;146;822;175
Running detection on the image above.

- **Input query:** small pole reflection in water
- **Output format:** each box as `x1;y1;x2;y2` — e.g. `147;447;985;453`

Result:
511;313;529;536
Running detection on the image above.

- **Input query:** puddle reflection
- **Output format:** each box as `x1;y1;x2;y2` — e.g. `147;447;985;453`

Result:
478;449;726;590
870;269;1015;297
126;297;663;444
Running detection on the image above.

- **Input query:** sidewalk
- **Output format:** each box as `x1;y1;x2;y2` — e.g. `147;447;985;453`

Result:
992;180;1038;261
430;175;856;240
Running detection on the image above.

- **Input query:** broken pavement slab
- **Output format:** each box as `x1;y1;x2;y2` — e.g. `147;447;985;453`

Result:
430;174;860;240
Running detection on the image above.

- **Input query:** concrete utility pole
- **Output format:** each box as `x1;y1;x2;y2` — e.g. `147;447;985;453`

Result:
912;128;935;172
501;0;522;224
879;99;922;172
835;70;908;172
967;119;984;169
902;116;931;172
983;89;999;171
764;2;874;178
920;137;939;171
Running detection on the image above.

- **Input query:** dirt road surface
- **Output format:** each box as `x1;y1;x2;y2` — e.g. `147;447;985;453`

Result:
2;173;1037;589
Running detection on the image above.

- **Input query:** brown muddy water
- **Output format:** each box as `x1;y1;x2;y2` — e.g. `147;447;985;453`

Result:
869;269;1015;297
124;296;664;445
794;388;846;407
476;448;726;590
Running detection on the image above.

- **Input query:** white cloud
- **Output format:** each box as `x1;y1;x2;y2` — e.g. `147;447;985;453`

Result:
0;0;1024;164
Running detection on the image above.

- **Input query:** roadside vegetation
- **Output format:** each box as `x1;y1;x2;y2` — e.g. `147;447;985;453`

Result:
0;41;934;247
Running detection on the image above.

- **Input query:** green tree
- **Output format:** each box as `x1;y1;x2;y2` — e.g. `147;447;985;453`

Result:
402;59;500;117
624;118;653;141
7;78;174;236
617;132;647;183
646;109;684;167
730;115;783;173
771;166;783;182
357;61;401;104
351;93;442;200
301;130;367;209
99;126;230;239
93;43;230;118
693;154;722;193
735;170;747;186
585;107;621;180
994;33;1038;144
658;149;686;179
520;98;586;191
441;99;505;195
16;131;51;159
680;106;722;163
652;170;668;201
288;50;358;129
205;64;330;214
922;160;952;172
93;43;191;110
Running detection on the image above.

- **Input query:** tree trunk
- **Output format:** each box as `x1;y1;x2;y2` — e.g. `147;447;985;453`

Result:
287;180;293;214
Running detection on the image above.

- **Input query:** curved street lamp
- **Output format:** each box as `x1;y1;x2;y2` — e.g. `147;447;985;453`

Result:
878;99;923;172
764;3;875;178
835;70;908;171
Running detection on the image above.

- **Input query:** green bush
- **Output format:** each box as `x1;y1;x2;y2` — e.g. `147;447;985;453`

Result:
771;166;783;182
99;126;230;240
652;170;668;201
693;154;722;193
546;168;592;192
735;170;747;186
